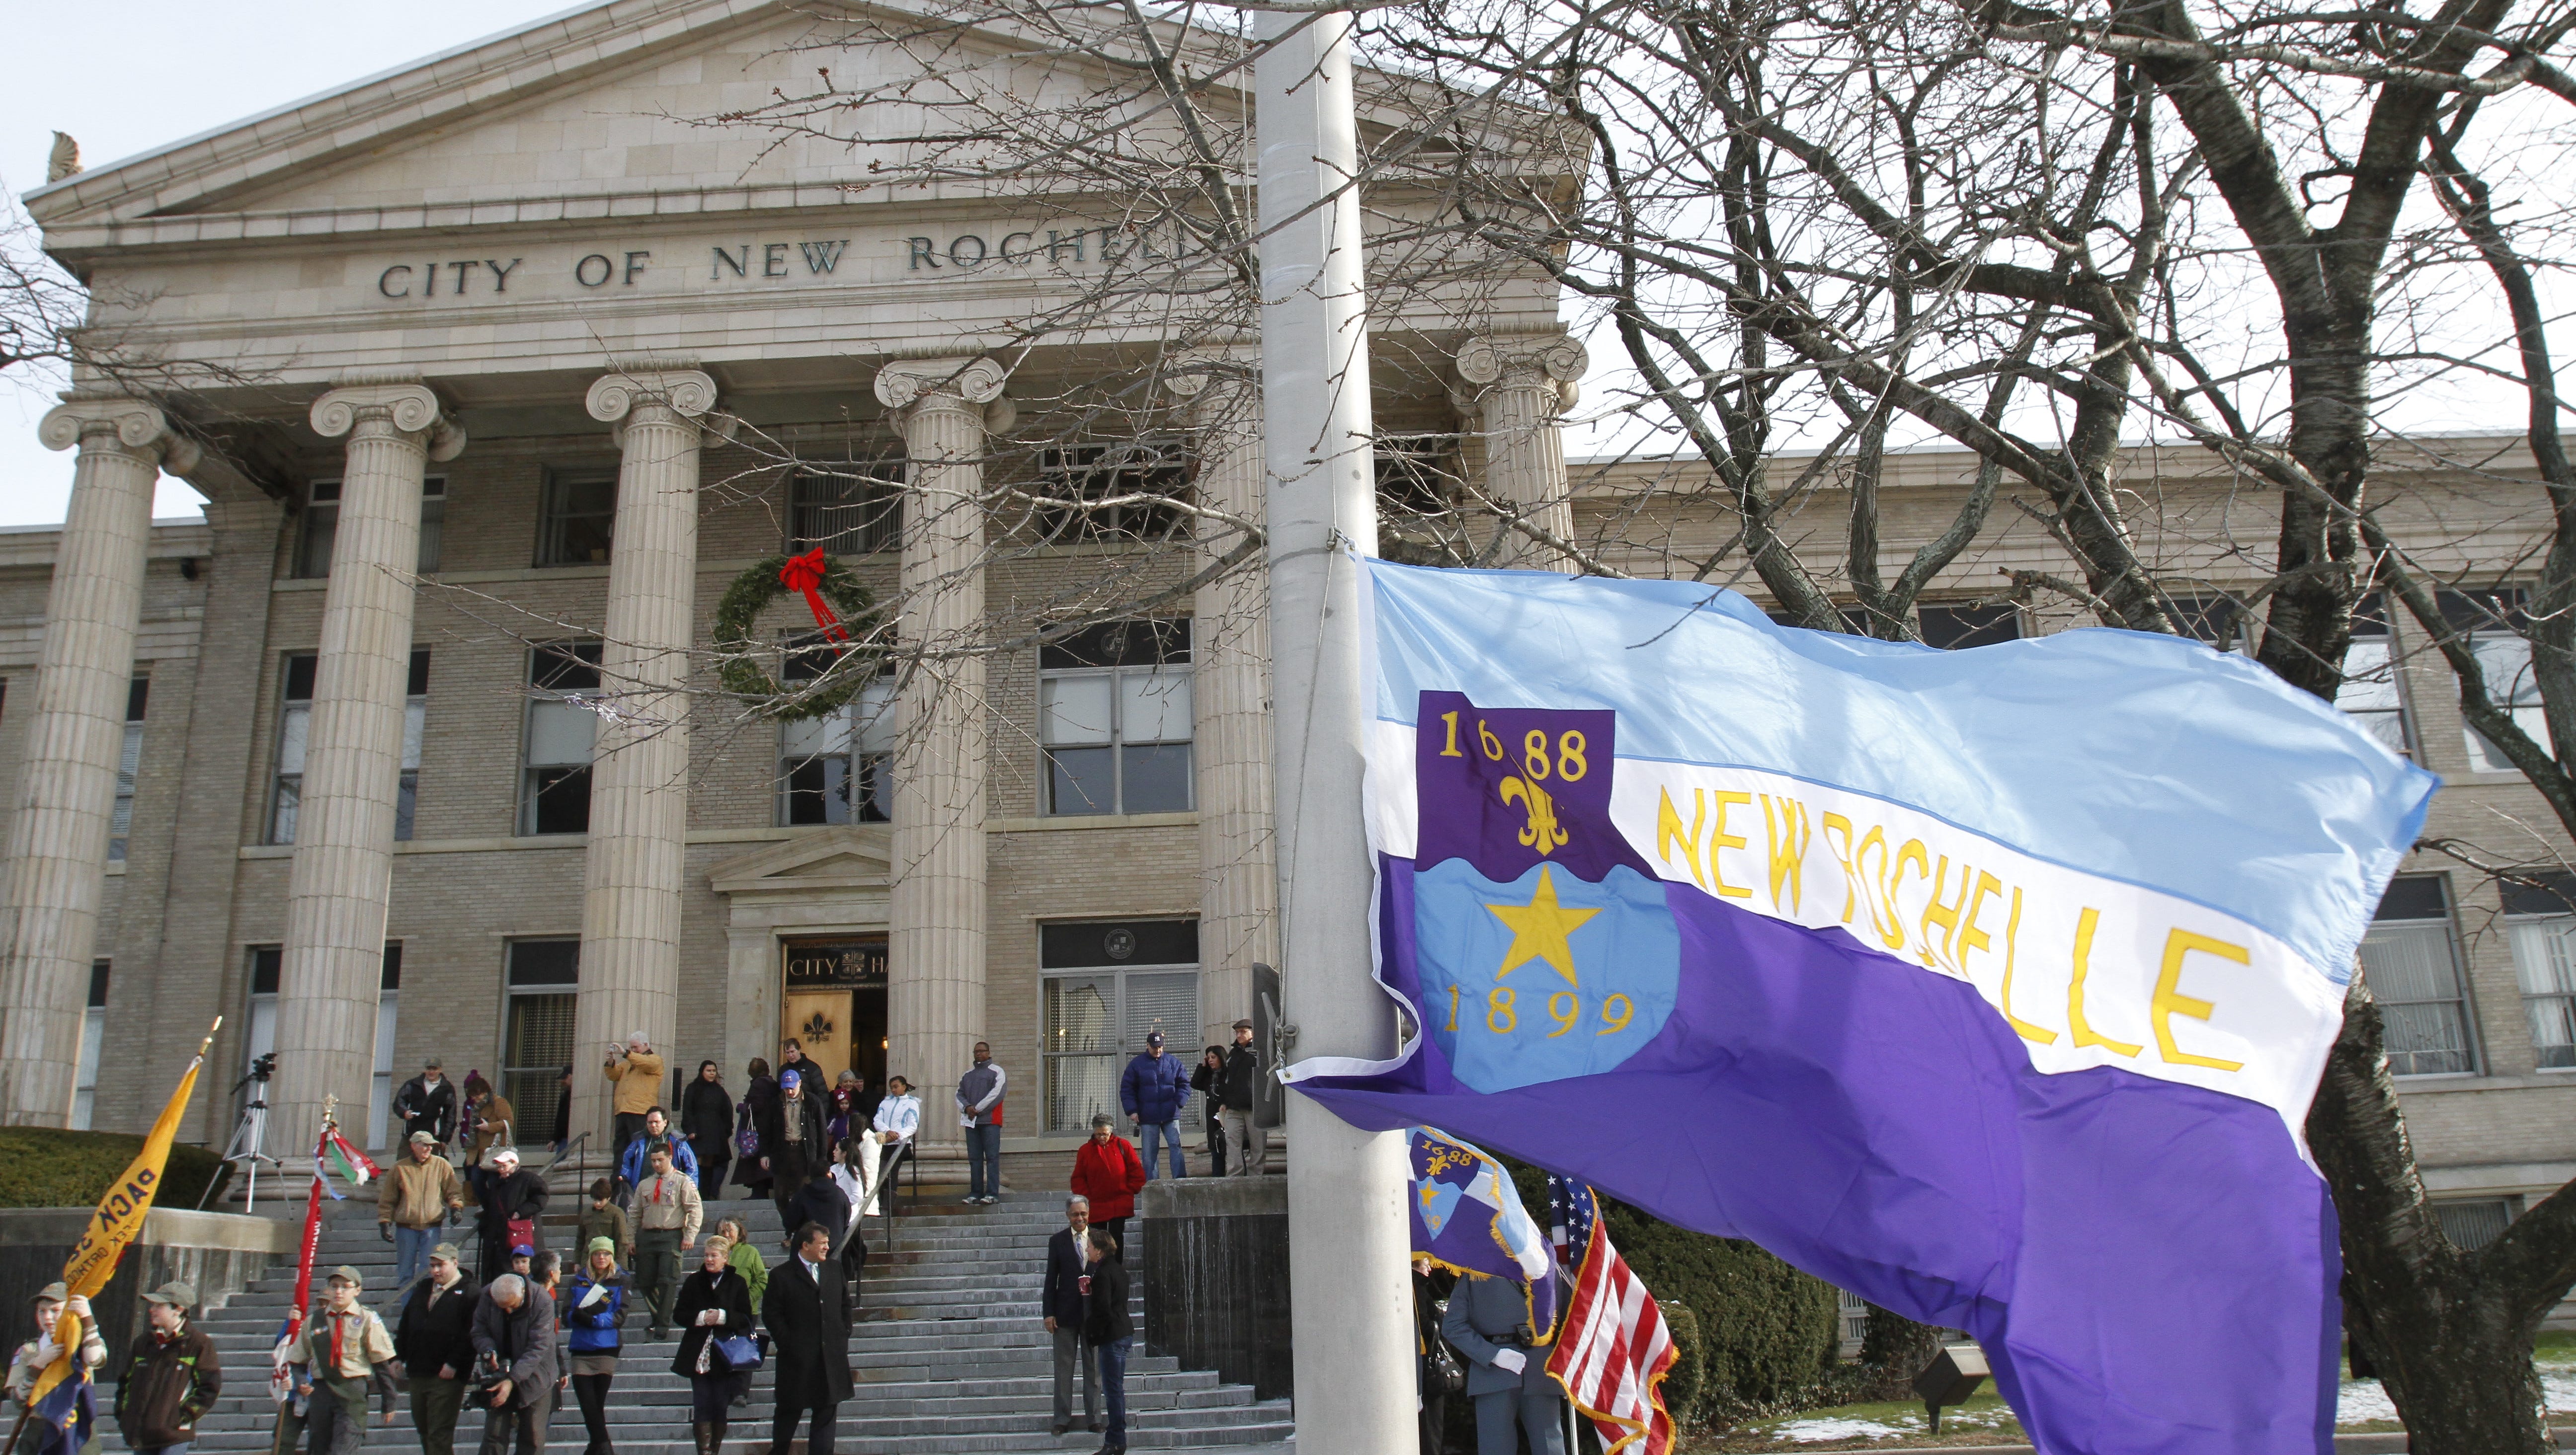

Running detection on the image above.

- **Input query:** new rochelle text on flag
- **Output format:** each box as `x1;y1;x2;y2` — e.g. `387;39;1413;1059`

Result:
1287;561;2438;1455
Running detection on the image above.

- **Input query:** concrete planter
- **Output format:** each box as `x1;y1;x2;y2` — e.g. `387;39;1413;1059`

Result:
0;1208;296;1369
1137;1176;1292;1400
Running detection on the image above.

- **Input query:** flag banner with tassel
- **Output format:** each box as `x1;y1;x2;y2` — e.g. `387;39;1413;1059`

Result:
1406;1127;1557;1339
1285;561;2440;1455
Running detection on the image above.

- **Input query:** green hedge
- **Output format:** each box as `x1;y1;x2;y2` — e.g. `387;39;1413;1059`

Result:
1503;1159;1842;1429
0;1128;231;1211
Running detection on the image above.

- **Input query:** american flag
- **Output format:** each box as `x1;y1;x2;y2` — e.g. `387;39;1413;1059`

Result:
1545;1177;1679;1455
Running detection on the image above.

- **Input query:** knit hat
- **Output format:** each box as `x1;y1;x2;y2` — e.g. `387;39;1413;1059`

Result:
587;1236;616;1255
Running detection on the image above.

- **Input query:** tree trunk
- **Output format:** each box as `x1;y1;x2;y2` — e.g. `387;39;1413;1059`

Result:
2306;977;2559;1455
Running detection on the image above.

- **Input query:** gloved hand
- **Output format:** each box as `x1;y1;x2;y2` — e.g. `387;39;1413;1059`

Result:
379;1223;394;1243
1492;1348;1527;1376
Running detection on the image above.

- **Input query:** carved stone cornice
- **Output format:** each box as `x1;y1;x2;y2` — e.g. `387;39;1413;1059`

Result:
874;356;1013;433
37;396;200;471
309;382;465;461
1455;333;1588;415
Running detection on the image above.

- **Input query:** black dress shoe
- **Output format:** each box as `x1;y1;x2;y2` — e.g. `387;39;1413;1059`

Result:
1050;1421;1068;1436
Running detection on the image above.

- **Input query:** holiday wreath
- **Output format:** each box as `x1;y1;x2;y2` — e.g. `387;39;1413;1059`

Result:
713;551;882;721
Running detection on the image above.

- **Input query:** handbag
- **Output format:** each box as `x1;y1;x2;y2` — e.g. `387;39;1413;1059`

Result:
733;1102;760;1159
505;1217;537;1253
713;1332;764;1372
1425;1301;1466;1395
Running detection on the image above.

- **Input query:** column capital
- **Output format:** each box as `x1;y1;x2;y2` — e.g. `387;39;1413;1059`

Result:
1159;350;1257;404
38;396;200;471
1456;332;1588;393
874;356;1012;429
586;368;722;424
310;382;465;461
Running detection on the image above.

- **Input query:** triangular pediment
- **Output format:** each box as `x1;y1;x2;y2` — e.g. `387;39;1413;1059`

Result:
25;0;1243;230
708;823;893;894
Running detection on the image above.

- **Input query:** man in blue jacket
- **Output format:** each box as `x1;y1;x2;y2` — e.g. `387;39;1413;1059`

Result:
1118;1032;1191;1180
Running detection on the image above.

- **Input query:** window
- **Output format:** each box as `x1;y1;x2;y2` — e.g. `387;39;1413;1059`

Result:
1917;604;2020;650
2430;1196;2518;1251
244;946;281;1084
2447;591;2548;772
1040;919;1200;1133
2502;873;2576;1070
109;678;145;862
536;468;618;567
781;661;897;826
522;643;602;835
790;463;903;556
1040;619;1193;816
292;477;446;579
1376;436;1465;566
2172;593;2256;655
504;939;580;1147
2358;876;2476;1075
371;946;402;1149
2340;601;2412;760
1035;443;1190;544
272;651;428;844
72;961;107;1131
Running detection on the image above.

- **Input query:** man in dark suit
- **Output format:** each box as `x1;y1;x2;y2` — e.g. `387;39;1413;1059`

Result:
1040;1196;1098;1437
1441;1269;1568;1455
762;1222;852;1455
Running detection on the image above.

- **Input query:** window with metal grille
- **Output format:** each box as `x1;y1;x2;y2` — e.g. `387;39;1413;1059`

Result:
1916;604;2021;650
292;476;446;580
790;462;903;555
522;644;601;835
2501;872;2576;1070
2358;876;2476;1075
504;940;580;1147
109;678;145;862
1039;919;1200;1133
1039;620;1192;816
1035;443;1189;544
780;660;897;826
536;467;617;567
272;651;428;844
2431;1196;2518;1251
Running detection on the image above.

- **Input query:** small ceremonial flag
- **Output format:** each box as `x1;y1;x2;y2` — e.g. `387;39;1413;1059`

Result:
272;1124;330;1406
318;1126;379;1197
30;1022;217;1455
1289;562;2442;1455
1545;1177;1677;1455
1406;1127;1557;1340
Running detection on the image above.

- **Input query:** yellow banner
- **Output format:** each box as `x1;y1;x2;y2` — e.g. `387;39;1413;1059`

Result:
61;1023;215;1298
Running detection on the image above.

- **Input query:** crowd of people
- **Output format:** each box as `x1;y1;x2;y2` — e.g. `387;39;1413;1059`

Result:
0;1023;1273;1455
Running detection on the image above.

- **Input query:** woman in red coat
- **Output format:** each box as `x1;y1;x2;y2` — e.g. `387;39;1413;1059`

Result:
1069;1112;1148;1259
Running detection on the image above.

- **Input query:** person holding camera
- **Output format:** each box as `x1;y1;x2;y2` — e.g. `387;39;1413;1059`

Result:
604;1033;666;1174
394;1244;479;1455
672;1234;757;1455
290;1267;399;1455
470;1273;556;1455
1440;1270;1569;1455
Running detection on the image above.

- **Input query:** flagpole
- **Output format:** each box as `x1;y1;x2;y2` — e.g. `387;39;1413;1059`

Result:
1254;7;1415;1448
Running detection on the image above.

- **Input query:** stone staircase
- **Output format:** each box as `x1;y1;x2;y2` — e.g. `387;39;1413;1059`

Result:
91;1188;1293;1453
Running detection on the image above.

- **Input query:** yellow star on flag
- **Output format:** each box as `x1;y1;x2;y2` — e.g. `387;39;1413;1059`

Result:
1484;864;1599;986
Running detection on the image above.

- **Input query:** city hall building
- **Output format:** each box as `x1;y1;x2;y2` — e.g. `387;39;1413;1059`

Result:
1;0;2571;1278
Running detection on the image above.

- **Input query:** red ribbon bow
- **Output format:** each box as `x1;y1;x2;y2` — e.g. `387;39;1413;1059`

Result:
780;549;852;647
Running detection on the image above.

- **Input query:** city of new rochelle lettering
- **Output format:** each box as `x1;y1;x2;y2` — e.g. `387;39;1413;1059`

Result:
365;226;1192;304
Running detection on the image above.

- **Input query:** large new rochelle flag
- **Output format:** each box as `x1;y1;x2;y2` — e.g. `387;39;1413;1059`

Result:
1286;562;2438;1455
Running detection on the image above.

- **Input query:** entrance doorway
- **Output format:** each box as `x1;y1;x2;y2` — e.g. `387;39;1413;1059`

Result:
780;937;888;1094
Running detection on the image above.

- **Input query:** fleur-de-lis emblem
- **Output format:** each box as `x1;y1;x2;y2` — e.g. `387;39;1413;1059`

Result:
1499;775;1569;855
801;1011;835;1045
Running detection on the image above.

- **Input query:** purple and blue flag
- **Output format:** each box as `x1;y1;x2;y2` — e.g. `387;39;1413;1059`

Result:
1288;561;2438;1455
1407;1127;1558;1339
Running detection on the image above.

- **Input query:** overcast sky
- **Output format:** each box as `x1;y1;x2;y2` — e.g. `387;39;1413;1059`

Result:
0;2;557;527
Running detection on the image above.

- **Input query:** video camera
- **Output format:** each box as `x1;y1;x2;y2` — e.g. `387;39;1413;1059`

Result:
248;1052;278;1082
472;1349;511;1401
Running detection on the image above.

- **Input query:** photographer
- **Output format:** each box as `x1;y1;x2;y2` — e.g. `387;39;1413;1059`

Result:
470;1273;556;1455
602;1033;665;1175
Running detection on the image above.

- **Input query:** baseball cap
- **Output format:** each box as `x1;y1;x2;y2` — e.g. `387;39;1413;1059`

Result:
409;1131;436;1147
512;1244;536;1258
1146;1031;1164;1048
142;1282;195;1308
430;1243;462;1262
32;1282;67;1305
778;1070;801;1088
424;1058;443;1070
329;1266;363;1288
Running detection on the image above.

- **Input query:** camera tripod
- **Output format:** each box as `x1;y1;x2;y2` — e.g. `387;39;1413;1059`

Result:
201;1058;284;1209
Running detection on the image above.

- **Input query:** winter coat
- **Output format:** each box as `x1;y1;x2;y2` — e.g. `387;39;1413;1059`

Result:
113;1323;220;1448
470;1285;558;1408
477;1167;549;1277
395;1075;459;1145
735;1075;780;1191
760;1089;830;1188
680;1079;734;1167
563;1272;627;1355
726;1240;769;1315
1119;1051;1191;1125
603;1049;665;1117
376;1151;465;1229
795;1175;852;1254
669;1267;755;1380
393;1273;480;1379
1069;1135;1147;1221
616;1129;698;1188
772;1055;827;1099
1082;1253;1132;1344
761;1254;853;1411
1042;1228;1089;1327
576;1203;631;1256
1221;1043;1263;1112
466;1093;517;1163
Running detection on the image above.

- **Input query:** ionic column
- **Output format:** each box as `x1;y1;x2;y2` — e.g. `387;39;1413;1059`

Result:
875;356;1008;1158
1170;360;1277;1045
570;369;721;1147
1456;334;1587;571
273;382;462;1149
0;398;196;1127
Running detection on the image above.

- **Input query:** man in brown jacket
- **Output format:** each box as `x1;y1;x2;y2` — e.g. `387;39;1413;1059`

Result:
379;1130;467;1292
603;1030;665;1174
113;1283;219;1455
